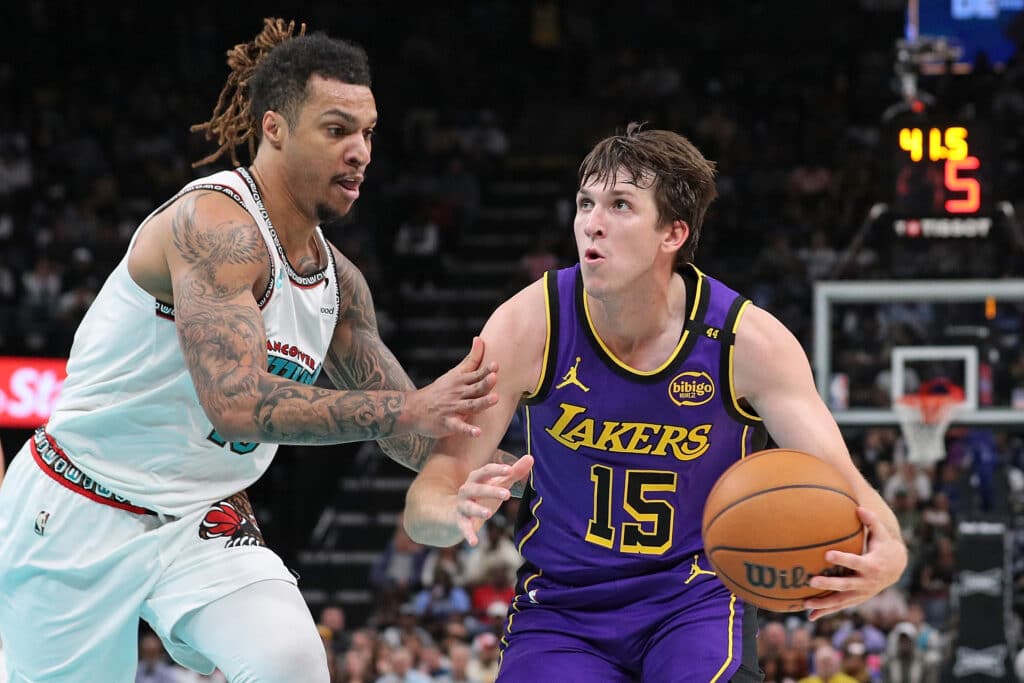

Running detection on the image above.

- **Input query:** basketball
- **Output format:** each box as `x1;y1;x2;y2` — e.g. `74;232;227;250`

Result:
701;449;865;612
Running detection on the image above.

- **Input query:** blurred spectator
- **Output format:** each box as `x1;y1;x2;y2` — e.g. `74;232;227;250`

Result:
412;568;472;621
901;602;942;660
465;633;500;683
839;640;871;683
798;229;839;283
919;491;953;540
421;545;470;590
517;233;560;289
912;536;955;628
881;623;935;683
799;645;858;683
349;628;379;666
435;642;481;683
0;252;17;348
832;610;887;655
21;255;62;319
781;644;811;681
439;618;472;657
381;604;433;655
376;646;431;683
416;643;447;679
759;620;789;661
371;515;429;598
439;157;481;236
463;517;521;586
340;649;374;683
470;562;515;619
319;604;353;657
883;464;932;508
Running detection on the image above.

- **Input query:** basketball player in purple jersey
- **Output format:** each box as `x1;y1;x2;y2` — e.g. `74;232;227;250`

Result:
404;125;908;682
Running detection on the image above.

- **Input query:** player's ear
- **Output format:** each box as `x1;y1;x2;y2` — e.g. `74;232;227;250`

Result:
261;111;287;149
661;219;689;255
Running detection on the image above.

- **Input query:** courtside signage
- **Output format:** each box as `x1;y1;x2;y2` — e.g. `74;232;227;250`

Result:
0;357;67;428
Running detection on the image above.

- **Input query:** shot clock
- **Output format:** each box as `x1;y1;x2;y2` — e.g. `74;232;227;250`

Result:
889;112;994;237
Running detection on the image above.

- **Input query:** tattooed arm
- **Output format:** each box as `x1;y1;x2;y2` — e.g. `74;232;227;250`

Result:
321;247;434;469
164;192;495;445
323;246;524;487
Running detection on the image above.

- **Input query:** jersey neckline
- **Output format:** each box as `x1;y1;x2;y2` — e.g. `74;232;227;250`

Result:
576;264;708;382
235;167;330;288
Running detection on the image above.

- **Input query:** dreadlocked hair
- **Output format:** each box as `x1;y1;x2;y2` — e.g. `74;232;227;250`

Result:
191;18;307;168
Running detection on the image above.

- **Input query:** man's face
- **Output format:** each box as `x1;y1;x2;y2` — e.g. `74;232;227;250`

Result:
573;169;679;298
283;74;377;222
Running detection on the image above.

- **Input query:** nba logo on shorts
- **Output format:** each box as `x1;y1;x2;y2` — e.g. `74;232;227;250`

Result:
34;510;51;536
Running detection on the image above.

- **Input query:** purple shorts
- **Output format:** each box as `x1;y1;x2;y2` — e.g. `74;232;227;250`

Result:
498;554;762;683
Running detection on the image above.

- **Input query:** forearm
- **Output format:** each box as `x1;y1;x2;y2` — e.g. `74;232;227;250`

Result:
376;437;524;499
378;434;435;472
404;470;465;547
220;372;413;445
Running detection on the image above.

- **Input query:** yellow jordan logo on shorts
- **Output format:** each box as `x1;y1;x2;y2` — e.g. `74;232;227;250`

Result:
555;356;590;393
685;554;717;584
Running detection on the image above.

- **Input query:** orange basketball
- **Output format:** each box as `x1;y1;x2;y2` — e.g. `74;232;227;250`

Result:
701;449;865;612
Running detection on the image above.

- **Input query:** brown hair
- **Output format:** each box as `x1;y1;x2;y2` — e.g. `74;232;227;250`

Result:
578;122;717;264
191;18;372;168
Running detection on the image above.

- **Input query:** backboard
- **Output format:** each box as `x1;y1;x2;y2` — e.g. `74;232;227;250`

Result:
813;279;1024;426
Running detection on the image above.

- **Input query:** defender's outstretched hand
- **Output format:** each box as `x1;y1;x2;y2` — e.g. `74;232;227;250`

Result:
455;455;535;546
406;337;499;438
804;506;908;620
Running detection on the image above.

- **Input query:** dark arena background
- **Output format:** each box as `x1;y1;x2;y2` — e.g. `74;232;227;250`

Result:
1;1;1024;681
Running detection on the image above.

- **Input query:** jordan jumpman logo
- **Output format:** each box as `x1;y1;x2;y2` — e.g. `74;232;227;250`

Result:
555;356;590;392
685;554;717;584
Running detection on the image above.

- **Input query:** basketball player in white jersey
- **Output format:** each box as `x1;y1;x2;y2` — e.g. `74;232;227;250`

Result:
0;19;506;683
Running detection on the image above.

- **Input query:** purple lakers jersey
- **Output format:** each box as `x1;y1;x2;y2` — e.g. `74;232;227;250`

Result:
516;264;766;585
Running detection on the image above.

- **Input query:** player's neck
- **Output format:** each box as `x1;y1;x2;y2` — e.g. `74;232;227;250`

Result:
248;161;319;255
586;271;685;362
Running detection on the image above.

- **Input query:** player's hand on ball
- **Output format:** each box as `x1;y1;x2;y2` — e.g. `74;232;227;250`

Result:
804;506;908;620
455;455;534;546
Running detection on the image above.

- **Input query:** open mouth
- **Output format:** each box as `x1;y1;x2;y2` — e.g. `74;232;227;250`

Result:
584;248;604;263
336;177;362;199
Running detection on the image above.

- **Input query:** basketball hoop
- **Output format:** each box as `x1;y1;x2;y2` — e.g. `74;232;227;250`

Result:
894;378;966;466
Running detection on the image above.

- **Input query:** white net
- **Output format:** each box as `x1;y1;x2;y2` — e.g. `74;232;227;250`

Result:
894;397;965;466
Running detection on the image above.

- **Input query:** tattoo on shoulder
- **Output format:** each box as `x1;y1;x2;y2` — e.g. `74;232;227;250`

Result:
333;252;377;330
171;194;267;300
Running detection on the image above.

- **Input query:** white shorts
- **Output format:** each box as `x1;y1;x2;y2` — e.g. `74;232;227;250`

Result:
0;438;296;682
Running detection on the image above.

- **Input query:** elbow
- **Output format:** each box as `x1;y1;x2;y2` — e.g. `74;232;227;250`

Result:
402;511;426;544
402;488;428;542
404;516;460;548
403;486;461;547
204;405;261;443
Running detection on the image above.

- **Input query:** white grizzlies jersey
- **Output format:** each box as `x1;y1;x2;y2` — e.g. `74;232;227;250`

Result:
45;168;340;516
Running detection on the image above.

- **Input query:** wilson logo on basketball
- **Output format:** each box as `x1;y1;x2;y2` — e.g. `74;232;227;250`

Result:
743;562;813;590
668;371;715;407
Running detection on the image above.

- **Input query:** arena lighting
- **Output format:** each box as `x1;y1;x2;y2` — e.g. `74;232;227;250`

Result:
0;356;67;428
